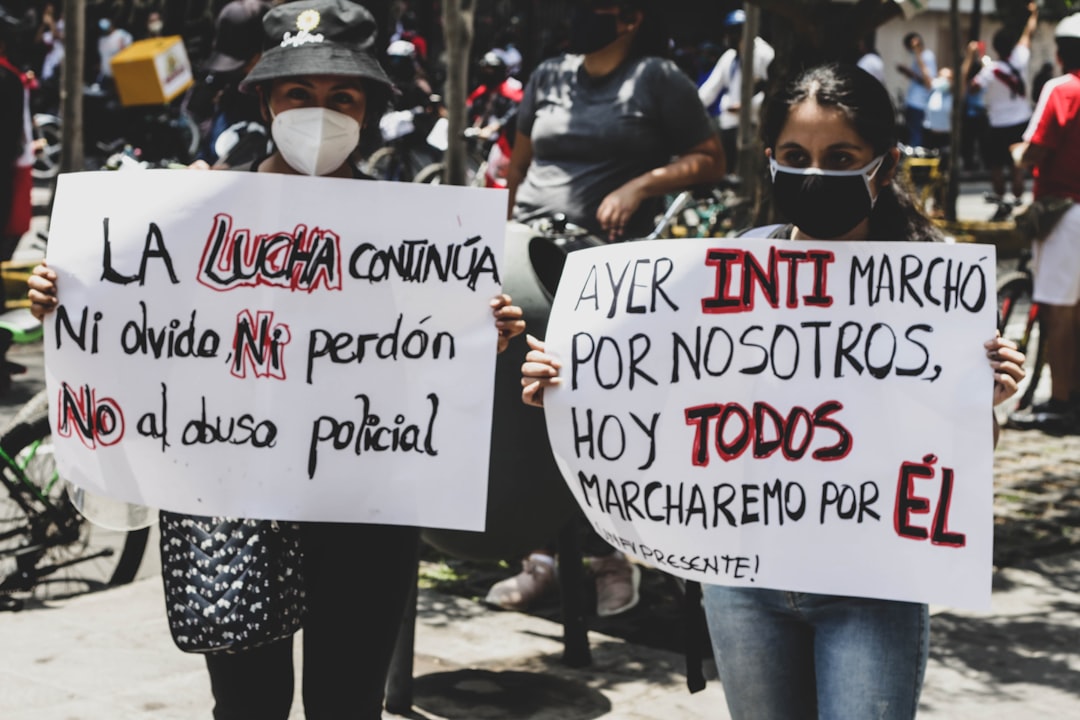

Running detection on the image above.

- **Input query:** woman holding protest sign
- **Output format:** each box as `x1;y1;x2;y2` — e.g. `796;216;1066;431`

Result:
518;63;1026;719
28;1;524;718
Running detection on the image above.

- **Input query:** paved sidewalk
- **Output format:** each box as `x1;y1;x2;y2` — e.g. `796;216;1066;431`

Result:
0;548;1078;719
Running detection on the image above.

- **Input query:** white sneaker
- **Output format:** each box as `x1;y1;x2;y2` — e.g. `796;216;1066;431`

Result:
589;552;641;617
484;553;558;611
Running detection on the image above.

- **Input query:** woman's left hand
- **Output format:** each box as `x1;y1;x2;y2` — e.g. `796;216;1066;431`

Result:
492;293;525;353
597;183;645;241
987;335;1026;406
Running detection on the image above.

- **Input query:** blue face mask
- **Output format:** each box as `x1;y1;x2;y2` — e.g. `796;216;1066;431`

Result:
99;19;111;32
768;154;887;239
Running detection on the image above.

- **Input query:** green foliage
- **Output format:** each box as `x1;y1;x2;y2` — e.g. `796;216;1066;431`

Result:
1032;0;1078;21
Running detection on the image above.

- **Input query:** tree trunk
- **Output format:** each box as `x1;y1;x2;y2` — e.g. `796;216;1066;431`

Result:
441;0;475;186
946;0;962;221
61;0;84;174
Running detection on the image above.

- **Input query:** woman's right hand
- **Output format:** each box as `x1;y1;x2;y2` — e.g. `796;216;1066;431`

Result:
27;262;58;321
521;334;562;408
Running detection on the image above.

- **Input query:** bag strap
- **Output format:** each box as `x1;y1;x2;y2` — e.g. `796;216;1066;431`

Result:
682;580;709;693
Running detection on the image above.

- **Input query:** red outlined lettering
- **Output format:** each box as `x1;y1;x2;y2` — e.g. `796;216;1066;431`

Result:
230;310;291;380
55;382;125;449
197;213;342;292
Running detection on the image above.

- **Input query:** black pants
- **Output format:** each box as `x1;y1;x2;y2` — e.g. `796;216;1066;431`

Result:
537;510;617;558
204;522;420;720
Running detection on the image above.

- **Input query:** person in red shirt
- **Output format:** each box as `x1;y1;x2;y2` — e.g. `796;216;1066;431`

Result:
0;10;35;266
1009;13;1080;432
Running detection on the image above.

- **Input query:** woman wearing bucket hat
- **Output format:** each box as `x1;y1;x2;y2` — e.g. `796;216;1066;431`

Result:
27;1;524;718
237;0;395;178
205;14;416;716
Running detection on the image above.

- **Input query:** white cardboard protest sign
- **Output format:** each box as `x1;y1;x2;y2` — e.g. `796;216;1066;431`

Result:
543;237;997;609
43;170;506;529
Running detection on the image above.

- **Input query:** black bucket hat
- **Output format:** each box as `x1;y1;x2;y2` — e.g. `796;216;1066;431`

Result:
240;0;392;92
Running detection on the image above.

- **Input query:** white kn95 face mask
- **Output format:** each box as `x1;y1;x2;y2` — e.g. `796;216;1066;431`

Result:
271;107;361;176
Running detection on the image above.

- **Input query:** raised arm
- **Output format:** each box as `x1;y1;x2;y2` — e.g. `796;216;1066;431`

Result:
1019;2;1039;48
596;133;726;241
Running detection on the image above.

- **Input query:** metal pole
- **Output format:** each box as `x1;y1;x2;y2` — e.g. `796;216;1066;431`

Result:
735;4;761;181
60;0;84;174
970;0;983;42
946;0;962;222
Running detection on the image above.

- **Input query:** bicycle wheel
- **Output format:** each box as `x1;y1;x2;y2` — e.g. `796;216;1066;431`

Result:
414;159;484;187
0;395;149;601
413;162;445;184
173;109;202;164
31;114;62;180
365;146;403;181
996;271;1047;411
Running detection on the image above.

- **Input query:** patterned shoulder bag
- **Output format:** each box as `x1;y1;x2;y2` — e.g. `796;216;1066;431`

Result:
159;511;305;654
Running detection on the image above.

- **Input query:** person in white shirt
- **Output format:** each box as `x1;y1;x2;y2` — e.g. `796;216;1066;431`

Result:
968;2;1038;212
856;36;886;86
96;17;132;82
698;9;774;168
897;31;936;148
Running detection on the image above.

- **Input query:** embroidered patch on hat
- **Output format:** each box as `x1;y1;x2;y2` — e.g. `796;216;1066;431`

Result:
281;9;325;48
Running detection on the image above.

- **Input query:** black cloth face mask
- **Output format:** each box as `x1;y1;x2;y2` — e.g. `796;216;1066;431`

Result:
568;9;620;55
769;155;887;239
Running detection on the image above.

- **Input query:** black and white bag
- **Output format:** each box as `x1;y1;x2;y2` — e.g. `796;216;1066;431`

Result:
159;511;305;654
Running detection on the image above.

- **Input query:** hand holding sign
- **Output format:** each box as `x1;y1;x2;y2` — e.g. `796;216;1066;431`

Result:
521;334;561;408
538;237;1012;609
41;170;510;529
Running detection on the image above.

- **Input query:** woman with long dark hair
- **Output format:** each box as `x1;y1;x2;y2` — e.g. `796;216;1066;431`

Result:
28;2;524;716
703;62;1017;720
517;63;1026;718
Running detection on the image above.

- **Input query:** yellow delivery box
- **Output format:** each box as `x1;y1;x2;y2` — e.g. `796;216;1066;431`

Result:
110;36;194;106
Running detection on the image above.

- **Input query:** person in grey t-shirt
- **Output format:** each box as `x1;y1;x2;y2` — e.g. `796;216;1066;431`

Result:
487;0;724;620
507;0;724;242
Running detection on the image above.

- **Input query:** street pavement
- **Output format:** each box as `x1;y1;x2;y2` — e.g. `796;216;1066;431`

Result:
0;179;1077;718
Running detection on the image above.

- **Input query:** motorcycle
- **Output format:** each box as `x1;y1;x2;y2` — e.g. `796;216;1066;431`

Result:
31;83;201;179
364;94;446;182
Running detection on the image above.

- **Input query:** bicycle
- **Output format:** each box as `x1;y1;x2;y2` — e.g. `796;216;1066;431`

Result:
365;96;446;182
0;389;150;611
412;127;493;187
996;247;1047;414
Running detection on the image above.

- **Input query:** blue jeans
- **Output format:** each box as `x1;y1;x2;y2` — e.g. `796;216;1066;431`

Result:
702;586;928;720
905;105;927;148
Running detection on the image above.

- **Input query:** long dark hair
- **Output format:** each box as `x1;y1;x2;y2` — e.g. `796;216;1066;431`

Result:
761;63;942;243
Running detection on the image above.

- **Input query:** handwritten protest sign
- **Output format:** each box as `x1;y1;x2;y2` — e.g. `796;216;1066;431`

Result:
543;237;997;608
43;170;506;529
